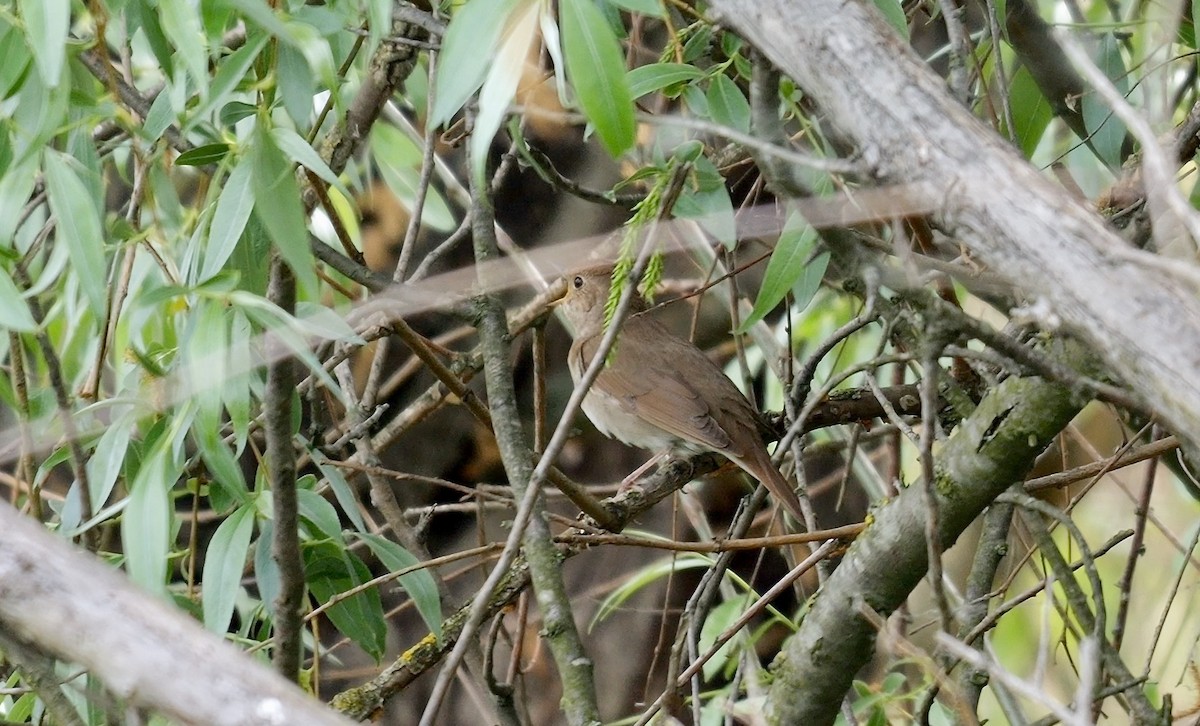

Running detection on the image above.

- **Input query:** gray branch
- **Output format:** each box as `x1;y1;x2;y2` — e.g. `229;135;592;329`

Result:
0;503;353;726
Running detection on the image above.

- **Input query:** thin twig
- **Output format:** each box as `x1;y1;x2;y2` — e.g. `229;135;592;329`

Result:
920;341;955;635
265;257;304;682
8;333;37;519
1111;431;1158;653
555;522;863;552
394;53;440;281
9;266;96;548
635;541;839;725
82;156;147;401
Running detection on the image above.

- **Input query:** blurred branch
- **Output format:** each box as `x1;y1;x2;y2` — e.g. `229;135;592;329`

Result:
0;502;353;725
300;5;425;288
1024;436;1178;492
314;13;422;187
0;631;86;726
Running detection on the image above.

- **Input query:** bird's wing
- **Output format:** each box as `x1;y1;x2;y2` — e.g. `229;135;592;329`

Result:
577;317;742;452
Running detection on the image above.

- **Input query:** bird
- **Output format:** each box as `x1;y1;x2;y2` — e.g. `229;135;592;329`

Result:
556;265;806;522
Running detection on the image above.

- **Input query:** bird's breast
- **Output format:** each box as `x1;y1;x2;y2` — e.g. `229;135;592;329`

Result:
581;387;684;453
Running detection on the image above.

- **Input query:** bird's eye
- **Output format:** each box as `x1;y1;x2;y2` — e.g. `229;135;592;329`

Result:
573;275;584;289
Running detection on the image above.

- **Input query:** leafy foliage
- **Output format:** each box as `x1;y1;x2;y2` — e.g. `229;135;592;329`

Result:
1;0;1198;724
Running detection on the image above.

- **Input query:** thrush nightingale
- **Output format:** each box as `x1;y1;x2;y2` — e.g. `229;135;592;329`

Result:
557;266;805;522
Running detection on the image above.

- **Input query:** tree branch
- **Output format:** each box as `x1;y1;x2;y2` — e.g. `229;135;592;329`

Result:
265;256;304;681
0;502;353;725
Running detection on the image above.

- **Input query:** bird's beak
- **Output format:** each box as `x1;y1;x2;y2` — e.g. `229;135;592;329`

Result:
547;277;569;306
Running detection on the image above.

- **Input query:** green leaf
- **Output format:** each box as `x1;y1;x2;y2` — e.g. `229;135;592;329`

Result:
211;32;267;99
0;20;33;100
277;43;316;128
249;121;317;293
699;597;747;681
282;21;336;92
202;504;256;632
604;0;665;18
177;143;232;167
129;0;175;78
680;25;713;63
673;155;736;248
44;151;108;311
17;0;68;86
219;100;258;127
680;82;708;117
1007;64;1053;159
227;311;253;451
189;300;228;432
202;153;256;281
294;301;363;343
371;124;457;232
186;33;269;129
1082;33;1128;169
255;518;281;610
355;532;443;642
0;155;37;245
706;73;750;133
738;212;827;332
141;90;176;143
158;0;210;93
230;291;345;403
430;0;524;127
471;0;541;179
368;0;392;54
304;542;388;661
123;442;178;595
591;552;713;629
870;0;909;40
219;99;259;128
10;61;68;158
270;126;350;201
560;0;635;157
626;63;704;99
195;426;250;510
310;448;366;533
297;488;343;541
0;267;35;331
85;411;133;513
218;0;294;41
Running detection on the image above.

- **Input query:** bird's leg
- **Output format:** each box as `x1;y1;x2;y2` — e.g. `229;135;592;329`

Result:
617;453;667;493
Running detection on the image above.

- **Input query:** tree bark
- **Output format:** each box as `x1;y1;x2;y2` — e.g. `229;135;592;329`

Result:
0;503;352;726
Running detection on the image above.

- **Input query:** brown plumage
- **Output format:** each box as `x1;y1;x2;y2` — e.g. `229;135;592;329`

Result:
557;266;805;522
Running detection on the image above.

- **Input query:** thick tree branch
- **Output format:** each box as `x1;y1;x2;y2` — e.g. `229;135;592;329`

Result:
763;338;1095;723
0;502;353;726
